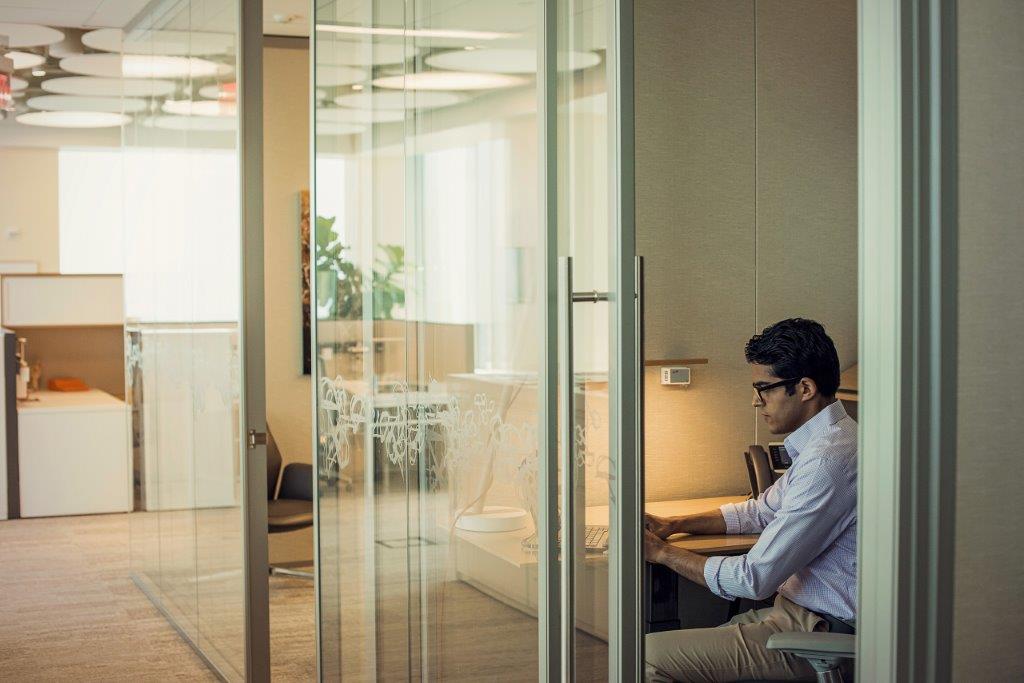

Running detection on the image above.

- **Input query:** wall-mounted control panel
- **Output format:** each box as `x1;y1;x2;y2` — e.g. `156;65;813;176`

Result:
660;366;691;386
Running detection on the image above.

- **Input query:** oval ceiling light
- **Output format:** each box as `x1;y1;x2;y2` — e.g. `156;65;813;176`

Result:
10;76;28;91
82;28;234;57
317;121;366;136
0;23;64;48
144;115;236;132
60;53;231;79
317;106;404;124
42;76;176;98
317;39;416;67
5;50;46;71
334;90;468;110
162;99;236;117
316;64;368;87
16;111;131;128
372;71;526;91
27;94;148;114
197;83;237;101
425;47;600;74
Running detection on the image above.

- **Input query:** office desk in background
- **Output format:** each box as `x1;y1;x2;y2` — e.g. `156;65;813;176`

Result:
445;495;758;640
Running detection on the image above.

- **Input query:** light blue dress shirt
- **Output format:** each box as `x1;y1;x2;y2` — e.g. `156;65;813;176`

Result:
703;399;858;620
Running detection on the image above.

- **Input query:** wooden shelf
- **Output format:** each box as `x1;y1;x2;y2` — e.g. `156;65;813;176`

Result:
644;358;709;367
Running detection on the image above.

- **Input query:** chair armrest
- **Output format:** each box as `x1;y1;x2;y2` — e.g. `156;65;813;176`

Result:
767;632;855;658
278;463;313;501
767;632;855;673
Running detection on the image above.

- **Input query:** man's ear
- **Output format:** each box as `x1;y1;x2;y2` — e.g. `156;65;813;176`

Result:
798;377;819;402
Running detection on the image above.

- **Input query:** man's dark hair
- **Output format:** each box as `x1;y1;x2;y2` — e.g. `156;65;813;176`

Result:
745;318;840;397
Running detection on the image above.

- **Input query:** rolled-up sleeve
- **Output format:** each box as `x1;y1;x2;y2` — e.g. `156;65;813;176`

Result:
720;485;779;535
704;457;855;601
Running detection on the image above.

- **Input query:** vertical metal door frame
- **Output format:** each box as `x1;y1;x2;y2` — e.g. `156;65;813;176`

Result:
608;0;642;679
857;0;958;680
538;0;561;678
239;0;271;679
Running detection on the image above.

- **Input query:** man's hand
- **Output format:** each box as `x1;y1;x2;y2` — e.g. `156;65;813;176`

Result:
644;512;677;540
644;529;669;565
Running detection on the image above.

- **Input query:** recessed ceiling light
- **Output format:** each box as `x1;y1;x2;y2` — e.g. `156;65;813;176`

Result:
27;95;148;113
316;64;368;87
316;24;514;42
4;50;45;71
351;84;364;92
0;23;64;48
372;72;527;91
426;48;601;74
16;111;130;128
317;107;404;124
82;28;235;57
32;69;46;78
334;90;468;110
143;115;236;132
162;99;236;117
60;53;231;79
41;76;176;98
316;39;417;67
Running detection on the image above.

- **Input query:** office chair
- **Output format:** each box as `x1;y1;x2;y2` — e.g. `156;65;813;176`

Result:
744;445;779;498
766;631;856;683
267;428;315;579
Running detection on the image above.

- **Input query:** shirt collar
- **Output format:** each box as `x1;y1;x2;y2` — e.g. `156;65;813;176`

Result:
783;399;848;460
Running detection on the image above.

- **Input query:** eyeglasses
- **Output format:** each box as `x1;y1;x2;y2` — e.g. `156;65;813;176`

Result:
752;378;801;403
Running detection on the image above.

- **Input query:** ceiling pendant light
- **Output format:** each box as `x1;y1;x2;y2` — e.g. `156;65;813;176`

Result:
41;76;176;98
27;94;148;114
334;90;468;110
60;53;231;79
162;99;236;117
0;23;64;48
15;111;131;128
372;71;527;91
425;47;601;74
4;50;45;71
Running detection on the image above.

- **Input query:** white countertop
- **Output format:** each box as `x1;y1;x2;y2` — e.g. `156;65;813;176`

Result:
16;389;126;414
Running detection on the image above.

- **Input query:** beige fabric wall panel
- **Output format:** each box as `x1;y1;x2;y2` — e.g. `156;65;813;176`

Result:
953;1;1024;679
264;43;312;466
753;0;857;445
0;148;60;272
636;0;756;501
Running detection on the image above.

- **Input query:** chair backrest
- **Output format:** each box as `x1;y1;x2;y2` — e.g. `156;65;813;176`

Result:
746;445;776;498
267;428;282;500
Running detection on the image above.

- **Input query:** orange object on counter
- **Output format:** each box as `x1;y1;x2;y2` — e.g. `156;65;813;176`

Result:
47;377;90;392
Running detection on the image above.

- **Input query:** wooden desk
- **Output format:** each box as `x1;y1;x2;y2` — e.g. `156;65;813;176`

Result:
444;495;758;640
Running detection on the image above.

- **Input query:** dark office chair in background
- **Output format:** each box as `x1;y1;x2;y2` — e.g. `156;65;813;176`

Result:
267;428;314;579
744;445;780;498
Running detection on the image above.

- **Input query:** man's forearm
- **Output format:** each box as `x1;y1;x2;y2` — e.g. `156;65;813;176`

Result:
651;545;709;588
671;509;727;536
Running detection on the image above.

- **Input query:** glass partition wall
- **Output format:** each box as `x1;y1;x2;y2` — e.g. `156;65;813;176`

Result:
123;1;258;680
313;0;634;679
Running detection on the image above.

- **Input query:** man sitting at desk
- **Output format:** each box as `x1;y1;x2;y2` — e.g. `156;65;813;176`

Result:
644;318;857;682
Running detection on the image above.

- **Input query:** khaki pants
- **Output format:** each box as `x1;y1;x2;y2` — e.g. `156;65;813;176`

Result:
645;595;826;682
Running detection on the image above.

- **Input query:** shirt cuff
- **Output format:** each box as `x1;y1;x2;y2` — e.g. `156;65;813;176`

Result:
720;503;742;534
703;555;733;600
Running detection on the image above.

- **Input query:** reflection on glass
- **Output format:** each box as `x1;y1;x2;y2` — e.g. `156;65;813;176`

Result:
312;0;605;678
124;0;245;679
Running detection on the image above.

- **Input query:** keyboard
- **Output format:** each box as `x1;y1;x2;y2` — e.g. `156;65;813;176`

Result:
521;525;609;552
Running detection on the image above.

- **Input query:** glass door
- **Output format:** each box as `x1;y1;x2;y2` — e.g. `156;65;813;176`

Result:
124;0;268;679
313;0;638;679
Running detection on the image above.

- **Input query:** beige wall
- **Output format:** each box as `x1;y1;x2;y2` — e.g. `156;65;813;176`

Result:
264;41;312;466
953;1;1024;679
636;0;857;501
0;148;59;272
